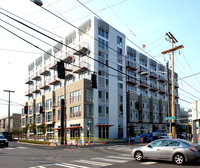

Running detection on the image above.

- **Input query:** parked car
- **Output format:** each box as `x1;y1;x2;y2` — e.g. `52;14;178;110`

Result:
131;139;200;165
0;135;8;147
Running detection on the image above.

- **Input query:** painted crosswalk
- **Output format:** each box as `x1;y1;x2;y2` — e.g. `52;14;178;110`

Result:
29;154;133;168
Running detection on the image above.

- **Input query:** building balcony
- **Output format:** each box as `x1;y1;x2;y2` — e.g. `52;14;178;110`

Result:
25;77;33;84
65;71;73;80
74;42;89;55
32;72;41;80
158;75;166;82
126;77;137;85
49;75;60;85
139;81;148;88
149;83;157;91
138;66;147;74
175;81;179;88
49;60;57;70
158;86;166;94
32;85;41;93
39;80;50;90
126;62;138;70
25;89;33;96
149;72;158;79
39;66;50;76
73;62;88;74
60;52;74;64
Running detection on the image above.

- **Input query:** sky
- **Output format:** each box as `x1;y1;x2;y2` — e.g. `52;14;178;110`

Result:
0;0;200;118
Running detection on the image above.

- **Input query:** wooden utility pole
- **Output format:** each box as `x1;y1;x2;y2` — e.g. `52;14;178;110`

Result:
4;90;15;132
161;32;184;138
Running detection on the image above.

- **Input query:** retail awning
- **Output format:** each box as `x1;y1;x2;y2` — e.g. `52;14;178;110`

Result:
66;126;82;129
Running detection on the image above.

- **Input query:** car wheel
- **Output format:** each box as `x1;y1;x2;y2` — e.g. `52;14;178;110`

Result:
173;153;185;165
134;151;143;161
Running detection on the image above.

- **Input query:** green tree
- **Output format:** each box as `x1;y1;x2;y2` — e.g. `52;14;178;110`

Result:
22;124;29;139
38;123;46;141
30;124;36;140
12;129;22;140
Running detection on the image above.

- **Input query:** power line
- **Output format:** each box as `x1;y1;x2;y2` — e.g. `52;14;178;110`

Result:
0;48;42;55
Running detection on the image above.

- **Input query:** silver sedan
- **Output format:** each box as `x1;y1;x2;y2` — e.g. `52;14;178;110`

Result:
131;139;200;165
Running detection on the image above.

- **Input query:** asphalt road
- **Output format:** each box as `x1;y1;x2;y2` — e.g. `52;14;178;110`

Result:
0;141;199;168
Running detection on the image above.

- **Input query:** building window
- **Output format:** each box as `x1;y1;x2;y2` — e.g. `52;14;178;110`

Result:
70;105;81;118
36;103;41;113
46;99;52;111
36;114;41;124
28;105;33;115
86;105;93;117
70;90;81;103
46;111;52;122
86;89;93;102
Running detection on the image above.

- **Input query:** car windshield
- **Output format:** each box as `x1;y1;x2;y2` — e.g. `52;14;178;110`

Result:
0;135;4;139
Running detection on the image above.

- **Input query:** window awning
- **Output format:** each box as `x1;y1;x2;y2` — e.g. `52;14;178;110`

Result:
66;126;82;129
96;124;114;127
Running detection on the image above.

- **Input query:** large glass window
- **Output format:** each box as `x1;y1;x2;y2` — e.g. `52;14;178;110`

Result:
70;106;81;118
45;111;52;122
45;99;52;111
70;90;81;103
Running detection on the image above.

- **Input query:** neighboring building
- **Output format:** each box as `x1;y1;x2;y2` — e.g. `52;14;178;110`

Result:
191;100;200;144
22;16;180;142
179;108;188;124
0;113;21;132
188;108;192;124
126;46;180;137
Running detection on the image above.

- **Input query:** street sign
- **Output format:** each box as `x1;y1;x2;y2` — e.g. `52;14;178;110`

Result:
165;116;176;120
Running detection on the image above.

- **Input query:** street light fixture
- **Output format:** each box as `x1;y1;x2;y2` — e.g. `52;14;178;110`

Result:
30;0;43;7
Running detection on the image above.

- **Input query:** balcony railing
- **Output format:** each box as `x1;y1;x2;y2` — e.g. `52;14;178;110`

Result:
32;85;41;93
60;52;74;64
126;77;137;85
73;62;88;74
65;71;73;80
39;80;50;89
25;77;33;84
158;85;166;94
25;88;33;96
39;66;50;76
139;80;148;88
49;75;60;85
49;59;57;70
126;62;138;70
32;72;41;80
74;42;89;55
149;83;157;91
158;75;166;82
149;72;158;79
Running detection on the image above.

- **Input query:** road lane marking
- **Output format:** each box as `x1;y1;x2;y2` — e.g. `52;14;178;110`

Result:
73;160;112;166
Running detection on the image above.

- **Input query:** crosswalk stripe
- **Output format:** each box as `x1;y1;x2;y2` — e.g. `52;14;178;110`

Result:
6;148;15;150
56;163;90;168
141;162;157;165
106;156;132;160
73;160;112;166
120;154;132;157
91;157;128;163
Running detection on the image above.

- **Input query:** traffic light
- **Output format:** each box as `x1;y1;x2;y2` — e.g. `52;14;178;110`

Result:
135;101;139;110
57;61;65;79
24;106;28;114
39;106;43;113
91;73;97;89
87;121;91;127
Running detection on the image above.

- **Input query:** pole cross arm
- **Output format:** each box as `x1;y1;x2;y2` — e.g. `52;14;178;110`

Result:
161;45;184;55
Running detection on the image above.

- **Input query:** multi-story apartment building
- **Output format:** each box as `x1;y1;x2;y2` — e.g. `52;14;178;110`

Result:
0;113;21;132
22;16;180;142
126;46;180;137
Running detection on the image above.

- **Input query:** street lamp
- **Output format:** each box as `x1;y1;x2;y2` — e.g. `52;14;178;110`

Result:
30;0;43;7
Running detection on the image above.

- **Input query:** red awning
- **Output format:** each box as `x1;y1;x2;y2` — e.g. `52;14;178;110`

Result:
96;124;114;127
66;126;82;129
53;128;61;130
